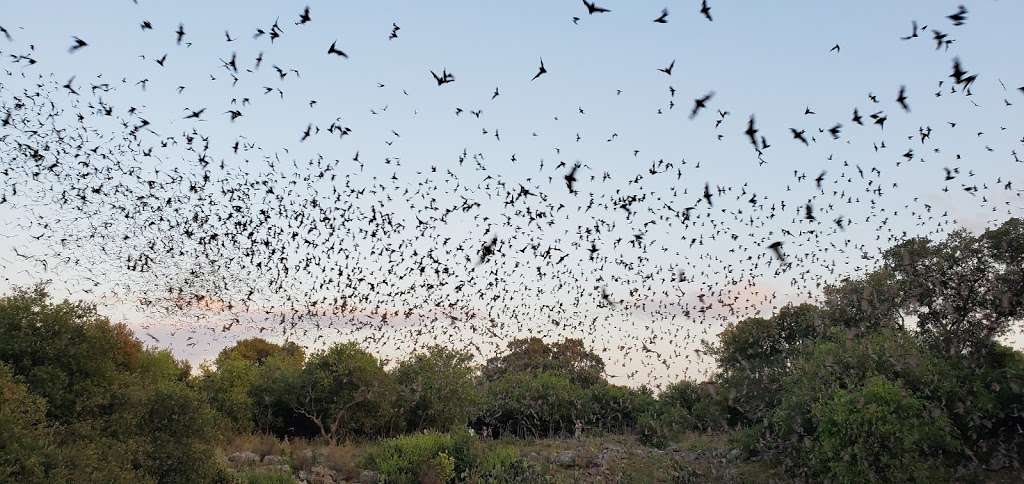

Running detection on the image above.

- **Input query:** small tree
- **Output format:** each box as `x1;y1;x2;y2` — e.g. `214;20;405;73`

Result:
883;218;1024;357
291;342;396;444
393;345;480;432
483;337;605;387
809;376;958;483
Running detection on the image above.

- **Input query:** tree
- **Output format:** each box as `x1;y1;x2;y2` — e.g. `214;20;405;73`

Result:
199;338;307;435
197;355;259;433
392;345;480;433
480;371;586;438
585;383;656;433
0;363;61;483
291;342;396;444
215;337;304;367
705;303;827;422
0;285;143;423
883;218;1024;356
483;337;605;387
762;328;959;473
809;376;958;483
0;287;229;483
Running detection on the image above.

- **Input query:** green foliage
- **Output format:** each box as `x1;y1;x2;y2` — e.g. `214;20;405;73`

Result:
883;219;1024;356
465;446;544;483
216;338;304;368
0;287;229;484
763;329;957;468
706;303;827;423
0;363;61;483
365;431;477;483
658;380;728;431
393;345;480;433
483;337;606;387
481;370;585;438
139;348;191;383
586;383;656;433
199;355;259;433
808;376;958;483
133;380;225;483
0;285;143;422
291;342;397;443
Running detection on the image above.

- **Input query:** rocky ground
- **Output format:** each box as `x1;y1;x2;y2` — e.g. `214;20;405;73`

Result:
222;432;787;483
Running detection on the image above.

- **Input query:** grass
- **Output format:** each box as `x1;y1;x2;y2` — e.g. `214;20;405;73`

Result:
221;431;797;483
233;468;296;484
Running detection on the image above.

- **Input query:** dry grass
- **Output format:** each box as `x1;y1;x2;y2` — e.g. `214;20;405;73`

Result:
226;433;287;459
315;443;363;480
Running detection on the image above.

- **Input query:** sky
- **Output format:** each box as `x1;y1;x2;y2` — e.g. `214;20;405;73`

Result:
1;1;1022;386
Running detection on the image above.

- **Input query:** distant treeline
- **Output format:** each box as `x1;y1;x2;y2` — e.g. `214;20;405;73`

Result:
2;217;1023;483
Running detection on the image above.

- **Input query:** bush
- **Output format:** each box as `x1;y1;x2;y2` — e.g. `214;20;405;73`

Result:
480;371;585;438
0;363;61;483
364;431;477;483
133;380;226;484
466;446;545;483
808;376;958;483
636;405;690;448
585;384;656;433
762;328;958;467
659;380;728;431
316;444;362;479
290;342;398;443
393;346;480;433
0;288;229;484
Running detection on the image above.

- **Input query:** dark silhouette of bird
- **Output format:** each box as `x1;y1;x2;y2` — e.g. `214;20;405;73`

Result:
583;0;611;15
896;85;910;112
653;8;669;23
431;68;455;86
658;60;675;76
700;0;713;21
531;58;547;81
690;92;714;119
744;115;759;150
68;36;88;53
296;6;312;25
790;128;808;145
947;5;968;26
901;21;920;40
564;163;580;194
767;241;785;262
327;41;348;58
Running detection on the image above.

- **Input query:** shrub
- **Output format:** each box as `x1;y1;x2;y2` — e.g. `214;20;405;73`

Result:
290;342;398;444
480;371;585;438
365;431;477;483
466;446;546;483
420;451;455;483
808;376;958;483
0;363;61;483
762;328;958;468
636;405;690;448
226;434;286;460
392;346;480;433
0;288;229;484
316;443;361;479
659;380;728;431
585;383;656;433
